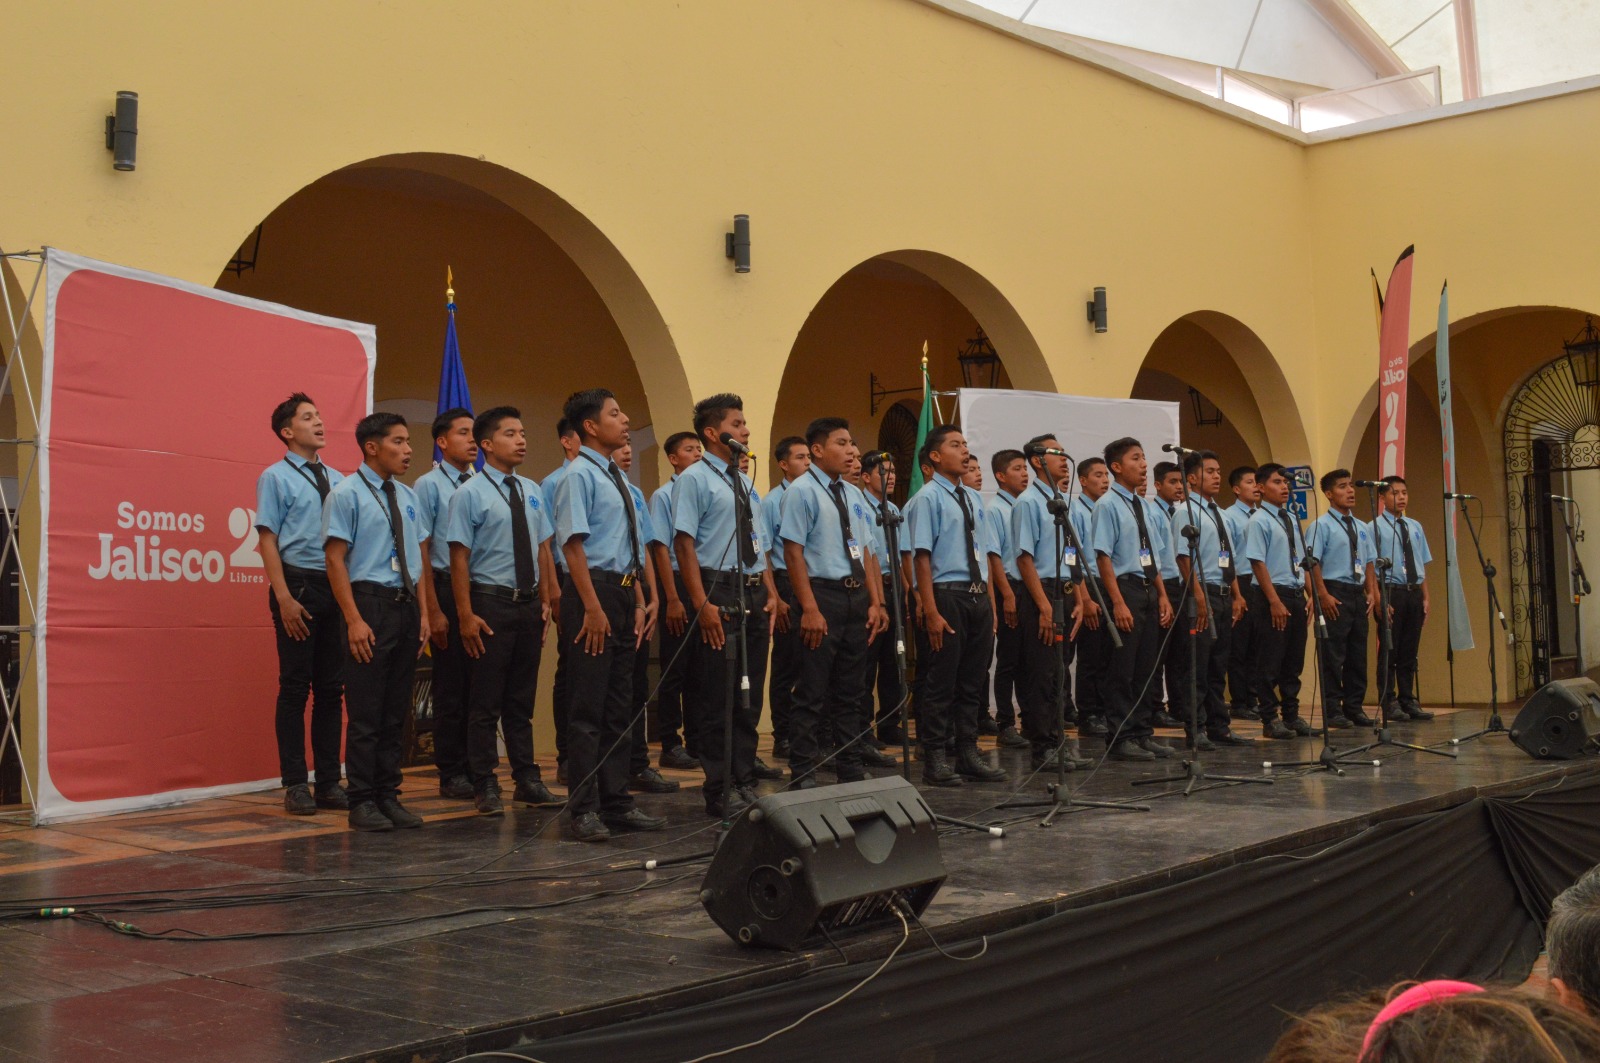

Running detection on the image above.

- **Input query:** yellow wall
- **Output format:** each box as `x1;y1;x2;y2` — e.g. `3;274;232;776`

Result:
5;0;1600;792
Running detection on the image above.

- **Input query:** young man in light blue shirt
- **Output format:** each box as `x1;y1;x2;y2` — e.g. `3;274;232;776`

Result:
1224;466;1261;722
649;431;704;770
1150;460;1189;733
413;407;478;800
1177;450;1252;748
1374;475;1435;724
987;449;1029;750
614;442;678;797
1308;468;1379;729
543;419;581;784
860;450;914;753
763;435;809;758
323;413;433;832
255;392;347;816
1072;456;1111;738
1244;463;1317;740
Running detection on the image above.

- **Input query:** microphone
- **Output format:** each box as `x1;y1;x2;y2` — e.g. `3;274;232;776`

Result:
1353;479;1389;491
1444;492;1477;500
860;450;894;465
718;432;751;456
1552;494;1576;504
1161;442;1197;455
1024;443;1072;459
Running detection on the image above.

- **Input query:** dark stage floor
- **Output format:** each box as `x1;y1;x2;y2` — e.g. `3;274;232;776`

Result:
0;707;1589;1063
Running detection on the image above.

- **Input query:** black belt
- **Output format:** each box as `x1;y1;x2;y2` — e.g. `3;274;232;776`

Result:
812;576;866;590
283;564;329;581
1116;573;1154;587
432;568;451;580
1204;583;1230;594
933;580;987;595
702;567;764;589
1039;577;1074;593
1329;580;1365;591
589;569;637;588
1273;584;1304;596
351;579;415;603
1388;582;1422;592
470;581;540;603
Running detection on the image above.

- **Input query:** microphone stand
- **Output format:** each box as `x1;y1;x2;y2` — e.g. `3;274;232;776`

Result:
1336;486;1454;762
873;472;1001;837
718;455;753;829
1135;498;1272;796
1451;495;1513;744
999;466;1147;823
1554;498;1589;678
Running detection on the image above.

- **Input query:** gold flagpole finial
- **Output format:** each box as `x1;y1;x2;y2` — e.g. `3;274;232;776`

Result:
921;339;928;371
446;265;455;307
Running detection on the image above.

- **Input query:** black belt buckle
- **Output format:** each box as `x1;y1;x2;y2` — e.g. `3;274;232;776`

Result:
511;587;534;603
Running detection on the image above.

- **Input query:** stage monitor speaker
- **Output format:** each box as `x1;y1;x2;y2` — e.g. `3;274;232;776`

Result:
699;775;947;951
1510;677;1600;760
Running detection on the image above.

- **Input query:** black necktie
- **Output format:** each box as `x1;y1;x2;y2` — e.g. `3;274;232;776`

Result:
951;485;984;586
1125;494;1158;583
381;480;415;598
506;477;536;593
459;469;473;487
607;461;643;578
828;482;867;582
1340;514;1359;576
309;461;330;501
724;462;758;569
1278;509;1300;568
1398;518;1418;586
1208;501;1232;566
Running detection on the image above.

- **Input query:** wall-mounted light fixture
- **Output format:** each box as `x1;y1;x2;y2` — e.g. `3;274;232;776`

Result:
725;214;750;274
105;91;138;171
1086;286;1107;333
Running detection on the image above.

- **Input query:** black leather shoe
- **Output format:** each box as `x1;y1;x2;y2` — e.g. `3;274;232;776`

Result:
348;801;394;832
752;756;785;781
921;749;963;787
707;787;754;820
1383;714;1411;728
1030;747;1079;772
787;774;818;791
660;746;700;771
1262;720;1295;740
378;798;423;829
1187;732;1216;752
1079;716;1109;737
566;811;611;842
556;763;569;786
1209;730;1255;746
859;746;901;769
475;787;504;816
1109;739;1156;762
1231;705;1262;722
628;768;679;794
439;775;474;799
997;725;1030;749
1347;711;1375;727
1152;710;1183;729
314;784;349;810
1137;737;1177;758
1404;704;1435;721
284;783;316;816
515;780;563;806
1288;717;1323;737
601;807;667;833
978;716;999;735
956;745;1007;781
1326;715;1353;729
771;737;792;759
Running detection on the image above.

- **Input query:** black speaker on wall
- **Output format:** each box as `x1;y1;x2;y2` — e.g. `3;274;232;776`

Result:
699;776;947;951
1510;677;1600;760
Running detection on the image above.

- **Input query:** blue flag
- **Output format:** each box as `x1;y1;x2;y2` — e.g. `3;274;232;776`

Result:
435;277;482;468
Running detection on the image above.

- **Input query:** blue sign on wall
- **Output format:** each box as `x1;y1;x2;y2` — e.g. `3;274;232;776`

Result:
1284;465;1314;522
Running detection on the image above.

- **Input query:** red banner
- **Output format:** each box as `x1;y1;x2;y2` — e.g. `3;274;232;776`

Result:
37;251;373;821
1377;246;1415;478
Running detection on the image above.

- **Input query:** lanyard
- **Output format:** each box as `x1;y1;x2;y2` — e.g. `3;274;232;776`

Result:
355;470;399;545
284;456;324;494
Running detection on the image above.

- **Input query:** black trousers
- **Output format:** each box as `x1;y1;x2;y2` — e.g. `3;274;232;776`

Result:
1252;584;1307;723
789;580;873;779
1106;576;1161;742
430;570;471;782
269;568;345;790
863;576;907;730
562;578;638;817
692;579;769;803
1017;585;1074;755
1075;580;1110;720
343;589;420;807
630;623;652;775
654;570;697;753
465;590;546;793
1228;574;1259;710
1380;584;1425;708
993;577;1024;729
916;587;994;752
1161;576;1190;723
1320;581;1370;716
768;570;801;745
553;568;571;766
1196;585;1234;736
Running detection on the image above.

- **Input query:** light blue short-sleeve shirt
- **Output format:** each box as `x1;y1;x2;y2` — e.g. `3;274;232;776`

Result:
415;462;476;572
1175;498;1237;587
1309;510;1376;585
442;463;553;589
905;474;997;584
1151;500;1183;580
321;464;428;588
1374;513;1432;585
672;453;767;574
551;447;646;576
987;492;1021;581
650;476;681;573
1090;482;1162;580
780;468;875;581
1245;500;1309;587
255;453;345;571
1012;482;1081;582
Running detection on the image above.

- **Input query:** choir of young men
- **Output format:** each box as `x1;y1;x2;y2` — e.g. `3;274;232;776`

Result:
262;390;1437;839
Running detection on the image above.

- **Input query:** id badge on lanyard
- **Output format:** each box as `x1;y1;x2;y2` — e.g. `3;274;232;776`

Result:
1218;547;1231;570
1064;545;1078;570
1139;546;1154;569
848;538;863;561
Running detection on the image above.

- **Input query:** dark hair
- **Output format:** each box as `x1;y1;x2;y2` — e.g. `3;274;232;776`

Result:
664;431;699;457
1229;465;1258;488
1320;468;1352;493
992;448;1026;474
1077;456;1107;477
1257;462;1288;485
1153;461;1182;482
774;435;807;463
270;392;315;442
474;405;521;446
1383;474;1407;488
563;388;615;441
919;424;961;468
432;406;473;442
1183;449;1219;477
1104;437;1141;466
805;416;849;447
693;393;743;441
1548;864;1600;1015
356;412;406;449
555;417;577;440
